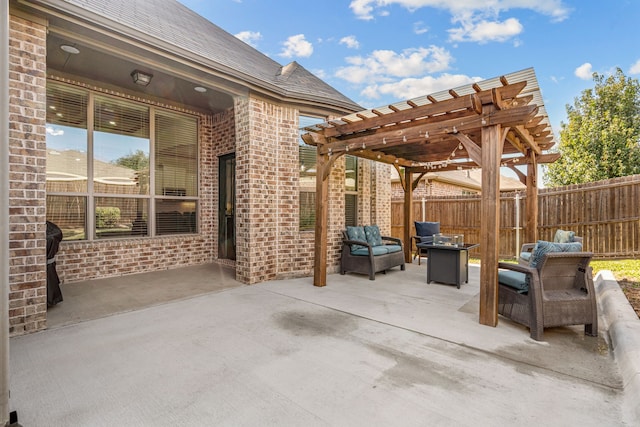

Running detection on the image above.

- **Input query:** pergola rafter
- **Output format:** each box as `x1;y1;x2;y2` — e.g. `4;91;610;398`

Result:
301;68;559;328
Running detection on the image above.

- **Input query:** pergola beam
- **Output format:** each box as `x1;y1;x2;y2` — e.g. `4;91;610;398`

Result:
318;105;539;156
403;168;414;262
525;152;539;244
320;93;483;138
479;109;504;326
313;150;330;287
453;133;482;166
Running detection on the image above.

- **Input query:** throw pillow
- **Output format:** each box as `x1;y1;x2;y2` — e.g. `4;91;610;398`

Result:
346;226;367;252
529;240;583;269
554;229;576;243
364;225;383;247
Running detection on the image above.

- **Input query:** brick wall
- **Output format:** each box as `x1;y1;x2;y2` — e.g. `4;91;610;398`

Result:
8;13;48;335
372;163;392;235
233;98;385;282
358;159;372;225
235;95;320;283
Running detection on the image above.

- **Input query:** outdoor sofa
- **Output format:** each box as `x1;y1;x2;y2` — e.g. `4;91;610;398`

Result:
340;225;405;280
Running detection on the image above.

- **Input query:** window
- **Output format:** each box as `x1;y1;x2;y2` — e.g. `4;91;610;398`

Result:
345;155;358;226
155;111;198;235
46;82;199;240
299;115;324;231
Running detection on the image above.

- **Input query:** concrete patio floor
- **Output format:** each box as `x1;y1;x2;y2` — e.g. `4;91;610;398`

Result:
8;261;639;426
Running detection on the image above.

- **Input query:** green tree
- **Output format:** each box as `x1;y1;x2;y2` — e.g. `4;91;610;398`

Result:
113;149;149;171
544;68;640;186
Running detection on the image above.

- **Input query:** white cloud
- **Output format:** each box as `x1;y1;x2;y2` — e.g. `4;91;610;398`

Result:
350;0;571;22
361;73;483;101
413;21;429;35
575;63;593;80
234;31;262;48
349;0;376;20
279;34;313;58
449;17;523;43
630;59;640;75
339;35;360;49
46;126;64;136
550;75;564;84
335;45;453;84
312;68;327;79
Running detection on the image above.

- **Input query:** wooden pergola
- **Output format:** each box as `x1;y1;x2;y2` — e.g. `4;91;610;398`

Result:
301;68;560;327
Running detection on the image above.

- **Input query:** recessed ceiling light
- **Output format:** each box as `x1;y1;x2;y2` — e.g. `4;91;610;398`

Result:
60;45;80;54
194;86;207;93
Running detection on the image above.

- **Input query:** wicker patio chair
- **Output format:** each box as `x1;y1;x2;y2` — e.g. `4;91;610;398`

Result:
498;251;597;341
412;221;440;265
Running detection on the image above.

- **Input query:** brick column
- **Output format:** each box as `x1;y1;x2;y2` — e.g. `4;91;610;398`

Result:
8;13;48;335
372;162;392;235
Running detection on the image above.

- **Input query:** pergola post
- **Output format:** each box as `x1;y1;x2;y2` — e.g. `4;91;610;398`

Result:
479;119;503;327
313;151;330;287
525;155;539;243
403;168;413;262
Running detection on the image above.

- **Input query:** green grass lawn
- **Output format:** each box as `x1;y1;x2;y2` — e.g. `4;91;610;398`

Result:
590;259;640;284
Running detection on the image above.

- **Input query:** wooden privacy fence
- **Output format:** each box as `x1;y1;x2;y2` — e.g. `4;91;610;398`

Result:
391;174;640;259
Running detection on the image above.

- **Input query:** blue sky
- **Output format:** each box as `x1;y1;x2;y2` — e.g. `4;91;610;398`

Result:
178;0;640;136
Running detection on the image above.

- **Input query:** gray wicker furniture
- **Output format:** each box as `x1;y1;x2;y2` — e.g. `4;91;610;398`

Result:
519;230;582;265
420;242;479;288
340;227;405;280
412;221;440;265
498;251;597;341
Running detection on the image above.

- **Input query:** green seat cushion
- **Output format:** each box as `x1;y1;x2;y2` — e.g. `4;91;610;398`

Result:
364;225;383;247
554;229;576;243
351;246;389;256
346;226;367;252
529;240;583;268
498;270;529;294
385;244;402;253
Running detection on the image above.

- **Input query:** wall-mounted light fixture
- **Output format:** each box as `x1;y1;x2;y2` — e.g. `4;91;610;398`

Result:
131;70;153;86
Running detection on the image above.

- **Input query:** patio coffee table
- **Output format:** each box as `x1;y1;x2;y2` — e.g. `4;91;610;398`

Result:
417;243;479;288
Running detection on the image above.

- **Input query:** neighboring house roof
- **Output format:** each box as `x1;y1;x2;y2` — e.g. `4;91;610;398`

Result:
25;0;362;113
47;149;137;184
392;169;525;192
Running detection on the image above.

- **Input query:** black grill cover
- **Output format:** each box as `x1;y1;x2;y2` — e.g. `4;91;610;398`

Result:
46;221;63;306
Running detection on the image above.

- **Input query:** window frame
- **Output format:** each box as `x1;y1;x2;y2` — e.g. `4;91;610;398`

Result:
46;81;200;240
299;115;325;231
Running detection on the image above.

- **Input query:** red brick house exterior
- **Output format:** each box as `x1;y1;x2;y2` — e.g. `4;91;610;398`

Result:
6;0;391;335
391;169;525;200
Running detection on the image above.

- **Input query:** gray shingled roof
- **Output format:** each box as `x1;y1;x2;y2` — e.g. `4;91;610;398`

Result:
42;0;361;111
